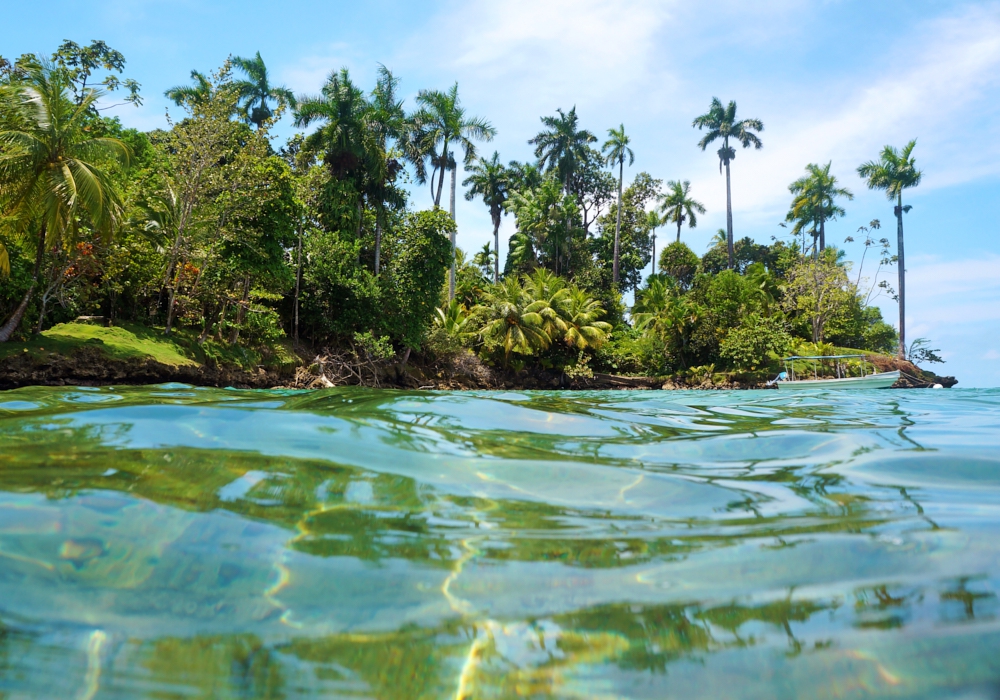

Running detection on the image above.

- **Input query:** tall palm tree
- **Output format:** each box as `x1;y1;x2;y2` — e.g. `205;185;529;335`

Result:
858;140;922;360
659;179;706;244
645;210;664;275
530;107;595;283
529;107;596;190
692;97;763;269
231;52;295;129
463;151;509;283
0;63;129;341
602;124;634;287
164;69;212;107
295;68;370;180
787;162;853;253
411;83;495;299
365;65;407;274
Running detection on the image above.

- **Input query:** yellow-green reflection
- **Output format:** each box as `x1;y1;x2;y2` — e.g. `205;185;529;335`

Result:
0;385;998;698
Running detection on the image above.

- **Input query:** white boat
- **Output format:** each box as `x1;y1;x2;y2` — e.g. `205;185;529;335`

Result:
773;369;900;390
769;354;900;390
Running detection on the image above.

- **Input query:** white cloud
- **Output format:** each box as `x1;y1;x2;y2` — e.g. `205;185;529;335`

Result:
984;349;1000;361
707;3;1000;223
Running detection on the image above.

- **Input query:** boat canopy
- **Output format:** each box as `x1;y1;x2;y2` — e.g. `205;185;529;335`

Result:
781;354;867;361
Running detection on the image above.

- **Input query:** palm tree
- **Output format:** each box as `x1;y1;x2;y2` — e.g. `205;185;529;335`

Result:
561;286;611;350
410;83;495;299
529;107;596;189
602;124;634;287
659;180;706;244
787;162;853;254
0;63;130;342
164;69;212;107
522;268;569;341
295;68;370;178
858;140;922;360
231;52;295;129
463;151;509;284
365;65;407;274
471;277;550;366
645;210;664;275
529;107;595;282
692;98;763;269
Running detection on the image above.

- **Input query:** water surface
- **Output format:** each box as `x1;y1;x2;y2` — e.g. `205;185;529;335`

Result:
1;386;999;698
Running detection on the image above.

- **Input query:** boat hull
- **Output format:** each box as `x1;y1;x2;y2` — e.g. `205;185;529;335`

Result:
774;370;900;390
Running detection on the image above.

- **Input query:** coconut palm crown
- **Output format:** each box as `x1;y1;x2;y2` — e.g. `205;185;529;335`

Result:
602;124;634;287
858;139;922;359
231;52;295;129
658;180;705;244
692;97;763;270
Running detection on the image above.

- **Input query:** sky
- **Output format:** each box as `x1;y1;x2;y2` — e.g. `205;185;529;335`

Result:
7;0;1000;385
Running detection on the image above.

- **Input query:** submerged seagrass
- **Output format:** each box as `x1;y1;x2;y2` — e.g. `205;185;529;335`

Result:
0;385;998;698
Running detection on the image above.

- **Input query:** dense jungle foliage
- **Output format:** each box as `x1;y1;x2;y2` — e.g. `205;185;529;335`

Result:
0;42;918;381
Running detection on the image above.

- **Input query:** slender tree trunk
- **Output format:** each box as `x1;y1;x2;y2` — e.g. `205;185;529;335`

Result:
651;230;656;276
492;212;500;284
819;213;826;252
294;221;303;344
434;143;448;208
896;193;906;360
448;163;457;300
0;225;48;342
613;159;623;286
230;275;251;345
374;213;382;275
724;157;735;270
676;218;682;243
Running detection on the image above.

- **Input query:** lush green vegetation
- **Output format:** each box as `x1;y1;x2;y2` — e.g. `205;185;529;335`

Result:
0;41;924;383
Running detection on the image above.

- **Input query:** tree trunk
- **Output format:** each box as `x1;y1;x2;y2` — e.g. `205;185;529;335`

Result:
448;163;457;300
896;194;906;360
0;284;36;342
492;213;500;284
294;221;303;344
229;275;251;345
613;159;623;286
0;224;48;343
676;218;682;243
434;143;448;208
374;213;382;275
651;230;656;276
819;213;826;252
724;157;734;270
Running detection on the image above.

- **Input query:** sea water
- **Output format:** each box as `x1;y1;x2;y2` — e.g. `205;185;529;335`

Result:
0;385;998;698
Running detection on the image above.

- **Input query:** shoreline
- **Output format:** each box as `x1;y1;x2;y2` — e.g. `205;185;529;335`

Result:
0;345;957;392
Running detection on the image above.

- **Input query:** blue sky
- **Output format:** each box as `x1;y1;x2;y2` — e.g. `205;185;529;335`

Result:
9;0;1000;385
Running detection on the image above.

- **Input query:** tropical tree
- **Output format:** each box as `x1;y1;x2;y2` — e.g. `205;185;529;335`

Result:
659;179;705;244
692;98;763;269
522;268;569;341
602;124;634;286
634;294;703;368
645;210;664;275
231;52;295;129
786;162;853;254
529;107;596;190
295;68;370;180
857;140;922;360
165;69;213;107
410;83;495;298
463;151;509;283
0;63;130;342
561;286;612;350
365;65;407;274
471;277;550;366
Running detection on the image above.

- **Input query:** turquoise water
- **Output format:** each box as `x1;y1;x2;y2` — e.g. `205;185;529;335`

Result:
0;385;998;698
